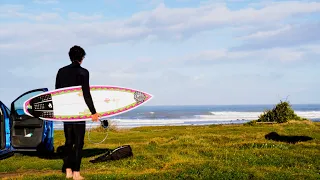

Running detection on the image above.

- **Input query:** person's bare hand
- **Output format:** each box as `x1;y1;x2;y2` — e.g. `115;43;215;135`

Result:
92;113;100;122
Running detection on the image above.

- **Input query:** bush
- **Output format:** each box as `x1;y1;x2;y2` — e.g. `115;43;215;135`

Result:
244;120;257;126
257;101;303;123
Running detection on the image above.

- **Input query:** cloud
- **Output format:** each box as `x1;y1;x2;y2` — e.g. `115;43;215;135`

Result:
1;1;319;55
233;22;320;50
135;0;164;7
81;44;320;84
238;25;292;41
5;44;316;86
104;0;163;10
0;4;60;21
165;44;320;68
133;1;320;27
0;4;24;13
52;8;63;12
33;0;59;4
68;12;103;21
4;43;317;91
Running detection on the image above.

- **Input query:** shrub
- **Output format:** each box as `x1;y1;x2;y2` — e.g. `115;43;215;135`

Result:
244;120;257;126
257;101;303;123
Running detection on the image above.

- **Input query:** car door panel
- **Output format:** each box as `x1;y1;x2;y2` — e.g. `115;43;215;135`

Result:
10;88;49;149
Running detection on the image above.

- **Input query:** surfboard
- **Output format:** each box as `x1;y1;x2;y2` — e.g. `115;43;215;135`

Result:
23;85;153;122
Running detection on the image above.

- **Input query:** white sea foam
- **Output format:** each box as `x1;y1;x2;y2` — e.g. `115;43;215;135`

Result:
197;111;261;120
202;111;320;120
295;111;320;118
52;111;320;129
53;118;249;129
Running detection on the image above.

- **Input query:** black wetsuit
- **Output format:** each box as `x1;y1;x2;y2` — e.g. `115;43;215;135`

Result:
55;61;96;172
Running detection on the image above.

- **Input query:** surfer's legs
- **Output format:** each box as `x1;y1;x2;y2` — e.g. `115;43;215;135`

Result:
62;122;85;179
73;122;85;171
72;122;86;179
63;123;75;175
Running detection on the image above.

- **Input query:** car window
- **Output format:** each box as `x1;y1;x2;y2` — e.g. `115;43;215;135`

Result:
14;91;43;115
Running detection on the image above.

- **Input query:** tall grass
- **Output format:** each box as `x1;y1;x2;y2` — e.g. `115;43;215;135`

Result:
0;121;319;180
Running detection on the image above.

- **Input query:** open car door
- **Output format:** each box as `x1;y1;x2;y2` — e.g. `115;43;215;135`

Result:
10;88;54;154
0;101;14;159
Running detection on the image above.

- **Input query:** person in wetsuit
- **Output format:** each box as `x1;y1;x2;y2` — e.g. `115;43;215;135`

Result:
55;45;99;180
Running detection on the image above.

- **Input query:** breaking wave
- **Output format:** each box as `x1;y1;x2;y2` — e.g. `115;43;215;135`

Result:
52;110;320;129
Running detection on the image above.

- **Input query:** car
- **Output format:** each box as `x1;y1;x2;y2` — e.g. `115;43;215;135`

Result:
0;88;54;160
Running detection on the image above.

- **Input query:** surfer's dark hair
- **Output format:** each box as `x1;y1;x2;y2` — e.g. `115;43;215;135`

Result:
69;45;86;62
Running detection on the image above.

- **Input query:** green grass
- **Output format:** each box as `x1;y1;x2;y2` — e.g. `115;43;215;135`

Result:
0;120;319;179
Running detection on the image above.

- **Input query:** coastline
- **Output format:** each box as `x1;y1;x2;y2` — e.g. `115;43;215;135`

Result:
52;118;320;130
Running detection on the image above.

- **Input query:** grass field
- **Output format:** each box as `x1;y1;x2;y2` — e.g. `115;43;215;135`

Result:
0;120;319;179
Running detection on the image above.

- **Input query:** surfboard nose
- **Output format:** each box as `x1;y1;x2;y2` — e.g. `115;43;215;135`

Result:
133;90;153;104
145;92;153;101
142;91;154;102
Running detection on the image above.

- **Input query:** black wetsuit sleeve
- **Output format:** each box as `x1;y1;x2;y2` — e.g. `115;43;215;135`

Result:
55;70;61;89
81;70;97;115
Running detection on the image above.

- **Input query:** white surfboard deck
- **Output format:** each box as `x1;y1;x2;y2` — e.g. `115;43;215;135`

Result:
23;85;153;122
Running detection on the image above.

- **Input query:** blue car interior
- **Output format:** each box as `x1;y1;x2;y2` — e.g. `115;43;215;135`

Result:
0;88;54;159
0;102;14;159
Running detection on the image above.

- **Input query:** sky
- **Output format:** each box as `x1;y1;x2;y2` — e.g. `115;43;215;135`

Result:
0;0;320;106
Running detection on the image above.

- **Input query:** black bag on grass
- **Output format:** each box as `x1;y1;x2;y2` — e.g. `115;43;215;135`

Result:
90;145;133;163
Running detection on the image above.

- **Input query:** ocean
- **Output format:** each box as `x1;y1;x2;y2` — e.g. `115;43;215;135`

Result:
53;104;320;129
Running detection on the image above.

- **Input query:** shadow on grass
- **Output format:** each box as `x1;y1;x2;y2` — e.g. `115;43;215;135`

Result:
265;132;313;144
16;145;111;160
